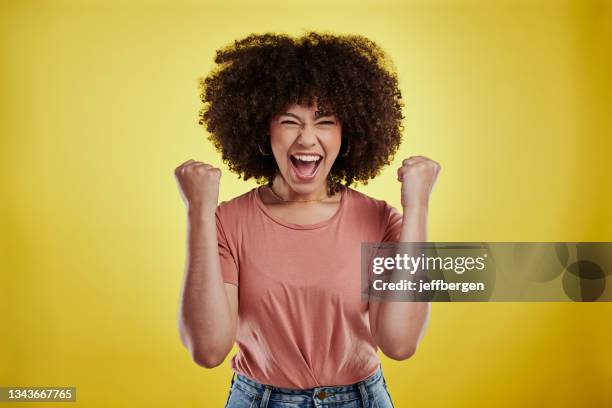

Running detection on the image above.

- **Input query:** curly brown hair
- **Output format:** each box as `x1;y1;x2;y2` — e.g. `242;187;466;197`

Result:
198;31;404;193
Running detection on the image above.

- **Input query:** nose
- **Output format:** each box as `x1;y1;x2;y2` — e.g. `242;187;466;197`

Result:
296;124;317;147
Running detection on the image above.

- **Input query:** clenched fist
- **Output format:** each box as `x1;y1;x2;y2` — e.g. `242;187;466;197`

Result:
397;155;441;209
174;159;222;216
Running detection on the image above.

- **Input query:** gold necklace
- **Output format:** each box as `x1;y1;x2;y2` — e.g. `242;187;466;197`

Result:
266;185;332;203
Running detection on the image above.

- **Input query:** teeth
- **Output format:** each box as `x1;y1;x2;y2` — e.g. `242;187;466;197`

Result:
293;154;321;162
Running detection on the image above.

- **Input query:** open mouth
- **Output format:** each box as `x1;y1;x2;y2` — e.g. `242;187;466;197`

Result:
289;153;323;179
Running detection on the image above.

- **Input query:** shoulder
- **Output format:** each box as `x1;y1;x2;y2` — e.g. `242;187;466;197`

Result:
344;187;403;241
217;188;255;212
215;188;258;228
344;187;401;217
343;187;402;236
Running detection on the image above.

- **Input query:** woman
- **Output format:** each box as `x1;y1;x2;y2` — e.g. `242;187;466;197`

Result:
175;32;440;408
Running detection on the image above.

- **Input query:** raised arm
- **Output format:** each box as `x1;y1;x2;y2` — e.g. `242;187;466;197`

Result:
369;155;440;360
174;159;238;368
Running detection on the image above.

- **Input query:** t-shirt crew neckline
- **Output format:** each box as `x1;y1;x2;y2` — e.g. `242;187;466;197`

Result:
253;186;347;230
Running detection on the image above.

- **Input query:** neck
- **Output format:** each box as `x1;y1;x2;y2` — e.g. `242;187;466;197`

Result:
271;174;329;202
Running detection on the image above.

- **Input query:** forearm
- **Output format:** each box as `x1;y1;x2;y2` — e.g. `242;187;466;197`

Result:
178;209;235;365
371;202;431;359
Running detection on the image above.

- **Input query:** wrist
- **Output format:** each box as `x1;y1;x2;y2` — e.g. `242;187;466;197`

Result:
402;198;430;211
188;205;216;223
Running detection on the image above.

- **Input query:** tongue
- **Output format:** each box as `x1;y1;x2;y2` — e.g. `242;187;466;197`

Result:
295;160;318;176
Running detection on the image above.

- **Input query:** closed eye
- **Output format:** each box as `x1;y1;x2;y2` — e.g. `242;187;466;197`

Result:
280;120;335;125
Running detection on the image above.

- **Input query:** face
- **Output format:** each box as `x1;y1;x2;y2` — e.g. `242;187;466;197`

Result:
269;103;342;196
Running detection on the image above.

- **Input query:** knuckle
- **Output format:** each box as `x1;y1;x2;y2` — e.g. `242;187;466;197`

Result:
197;167;218;180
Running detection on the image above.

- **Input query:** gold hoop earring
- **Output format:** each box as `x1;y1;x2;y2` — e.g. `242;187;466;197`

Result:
340;140;351;158
258;144;271;156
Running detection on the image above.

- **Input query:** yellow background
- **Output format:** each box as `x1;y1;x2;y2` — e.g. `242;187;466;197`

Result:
1;0;611;407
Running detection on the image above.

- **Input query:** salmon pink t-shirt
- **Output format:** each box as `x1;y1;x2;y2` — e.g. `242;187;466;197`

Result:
215;186;403;389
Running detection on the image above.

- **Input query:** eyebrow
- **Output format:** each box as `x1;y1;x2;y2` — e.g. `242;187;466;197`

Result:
280;112;303;121
280;112;335;121
314;109;334;119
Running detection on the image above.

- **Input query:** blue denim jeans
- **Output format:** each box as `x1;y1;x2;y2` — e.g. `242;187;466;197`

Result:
224;364;395;408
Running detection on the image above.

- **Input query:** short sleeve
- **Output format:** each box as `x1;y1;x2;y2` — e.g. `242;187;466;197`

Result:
381;204;403;243
216;210;239;286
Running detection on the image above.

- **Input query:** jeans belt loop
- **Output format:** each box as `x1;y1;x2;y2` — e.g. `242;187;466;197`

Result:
358;382;370;408
259;385;272;408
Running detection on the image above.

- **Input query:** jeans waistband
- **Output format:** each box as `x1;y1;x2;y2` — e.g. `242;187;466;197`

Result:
231;364;386;405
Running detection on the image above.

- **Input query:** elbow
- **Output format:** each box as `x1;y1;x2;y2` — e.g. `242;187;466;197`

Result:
191;348;227;368
178;319;232;369
382;343;418;361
